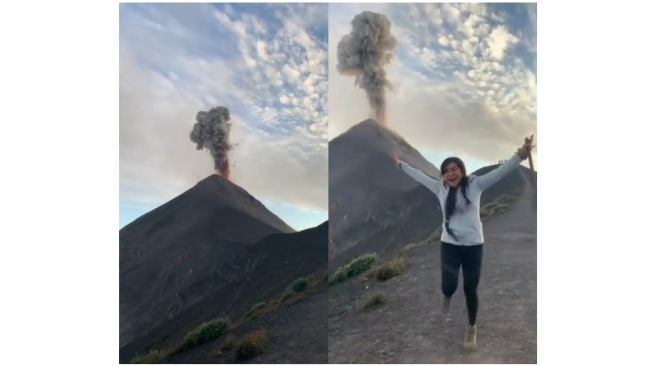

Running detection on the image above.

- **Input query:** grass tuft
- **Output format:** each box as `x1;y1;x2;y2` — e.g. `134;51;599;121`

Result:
361;292;386;311
173;317;229;354
244;301;268;319
235;330;269;361
375;258;406;281
329;253;379;285
287;277;309;293
131;349;166;364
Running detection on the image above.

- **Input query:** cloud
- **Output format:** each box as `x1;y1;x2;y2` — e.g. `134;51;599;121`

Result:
230;124;327;211
329;3;537;164
437;35;449;47
442;3;462;27
486;25;519;61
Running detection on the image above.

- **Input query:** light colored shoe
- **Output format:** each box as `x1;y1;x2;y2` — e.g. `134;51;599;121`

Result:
441;296;451;314
464;324;477;351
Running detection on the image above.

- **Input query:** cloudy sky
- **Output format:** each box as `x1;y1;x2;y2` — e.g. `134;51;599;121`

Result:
329;3;537;173
120;3;328;230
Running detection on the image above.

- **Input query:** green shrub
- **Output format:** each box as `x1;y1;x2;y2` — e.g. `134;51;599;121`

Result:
400;229;442;256
252;301;267;311
362;293;386;311
245;301;267;319
399;242;419;255
346;254;378;277
281;290;295;302
328;253;379;285
376;258;406;281
176;317;229;353
481;203;509;219
131;349;166;364
235;330;269;361
288;277;308;293
480;195;515;220
328;268;348;285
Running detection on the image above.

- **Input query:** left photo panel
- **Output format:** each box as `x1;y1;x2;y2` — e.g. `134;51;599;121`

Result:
119;3;328;363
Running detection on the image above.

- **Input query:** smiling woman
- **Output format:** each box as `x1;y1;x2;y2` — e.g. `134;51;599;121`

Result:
395;138;533;351
119;3;328;363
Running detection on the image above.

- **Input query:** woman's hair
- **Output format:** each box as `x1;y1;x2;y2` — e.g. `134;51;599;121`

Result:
440;157;471;241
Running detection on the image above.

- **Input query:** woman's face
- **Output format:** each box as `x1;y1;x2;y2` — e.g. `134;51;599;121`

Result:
443;162;463;188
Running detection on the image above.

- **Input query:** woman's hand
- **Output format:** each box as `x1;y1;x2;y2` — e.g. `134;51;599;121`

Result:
517;135;535;159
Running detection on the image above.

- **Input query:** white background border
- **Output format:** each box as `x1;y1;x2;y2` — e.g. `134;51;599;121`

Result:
1;0;652;365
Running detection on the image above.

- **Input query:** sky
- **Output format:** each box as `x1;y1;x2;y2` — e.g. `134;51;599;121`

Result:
120;3;537;230
329;3;537;174
120;3;328;230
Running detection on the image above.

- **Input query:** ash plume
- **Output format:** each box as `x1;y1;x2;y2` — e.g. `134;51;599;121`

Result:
337;11;397;125
189;106;232;179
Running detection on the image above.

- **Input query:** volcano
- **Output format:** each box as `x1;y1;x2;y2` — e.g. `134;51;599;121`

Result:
329;119;443;266
120;175;327;363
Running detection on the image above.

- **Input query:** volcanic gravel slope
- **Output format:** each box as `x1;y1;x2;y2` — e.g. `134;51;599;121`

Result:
329;119;443;267
328;168;536;363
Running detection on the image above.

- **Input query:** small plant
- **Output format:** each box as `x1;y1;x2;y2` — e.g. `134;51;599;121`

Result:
480;195;515;220
375;258;406;281
400;229;441;256
362;293;386;311
329;253;379;285
281;289;295;302
245;301;268;319
235;329;269;361
288;277;309;293
481;202;508;219
346;254;379;277
399;242;419;255
175;317;229;353
329;268;348;285
131;349;166;364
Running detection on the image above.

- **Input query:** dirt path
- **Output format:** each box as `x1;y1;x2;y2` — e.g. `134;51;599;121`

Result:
328;170;536;363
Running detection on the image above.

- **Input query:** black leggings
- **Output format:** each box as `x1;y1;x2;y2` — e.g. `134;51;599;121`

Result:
440;242;483;326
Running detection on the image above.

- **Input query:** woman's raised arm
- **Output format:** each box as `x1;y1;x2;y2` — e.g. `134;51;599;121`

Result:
473;135;534;191
395;153;442;195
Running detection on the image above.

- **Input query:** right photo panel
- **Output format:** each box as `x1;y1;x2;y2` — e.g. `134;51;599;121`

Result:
328;3;537;363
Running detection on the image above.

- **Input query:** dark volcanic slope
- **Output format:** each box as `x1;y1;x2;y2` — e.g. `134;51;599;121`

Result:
329;169;536;363
120;175;294;348
473;163;537;209
166;224;328;363
329;119;442;266
121;222;328;363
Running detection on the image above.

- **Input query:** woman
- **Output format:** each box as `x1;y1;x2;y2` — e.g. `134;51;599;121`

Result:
394;135;534;351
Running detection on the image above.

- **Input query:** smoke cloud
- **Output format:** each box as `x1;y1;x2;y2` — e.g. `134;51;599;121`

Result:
189;106;232;179
337;11;397;125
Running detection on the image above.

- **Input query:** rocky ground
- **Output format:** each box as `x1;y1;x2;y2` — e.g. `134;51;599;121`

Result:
328;170;537;363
